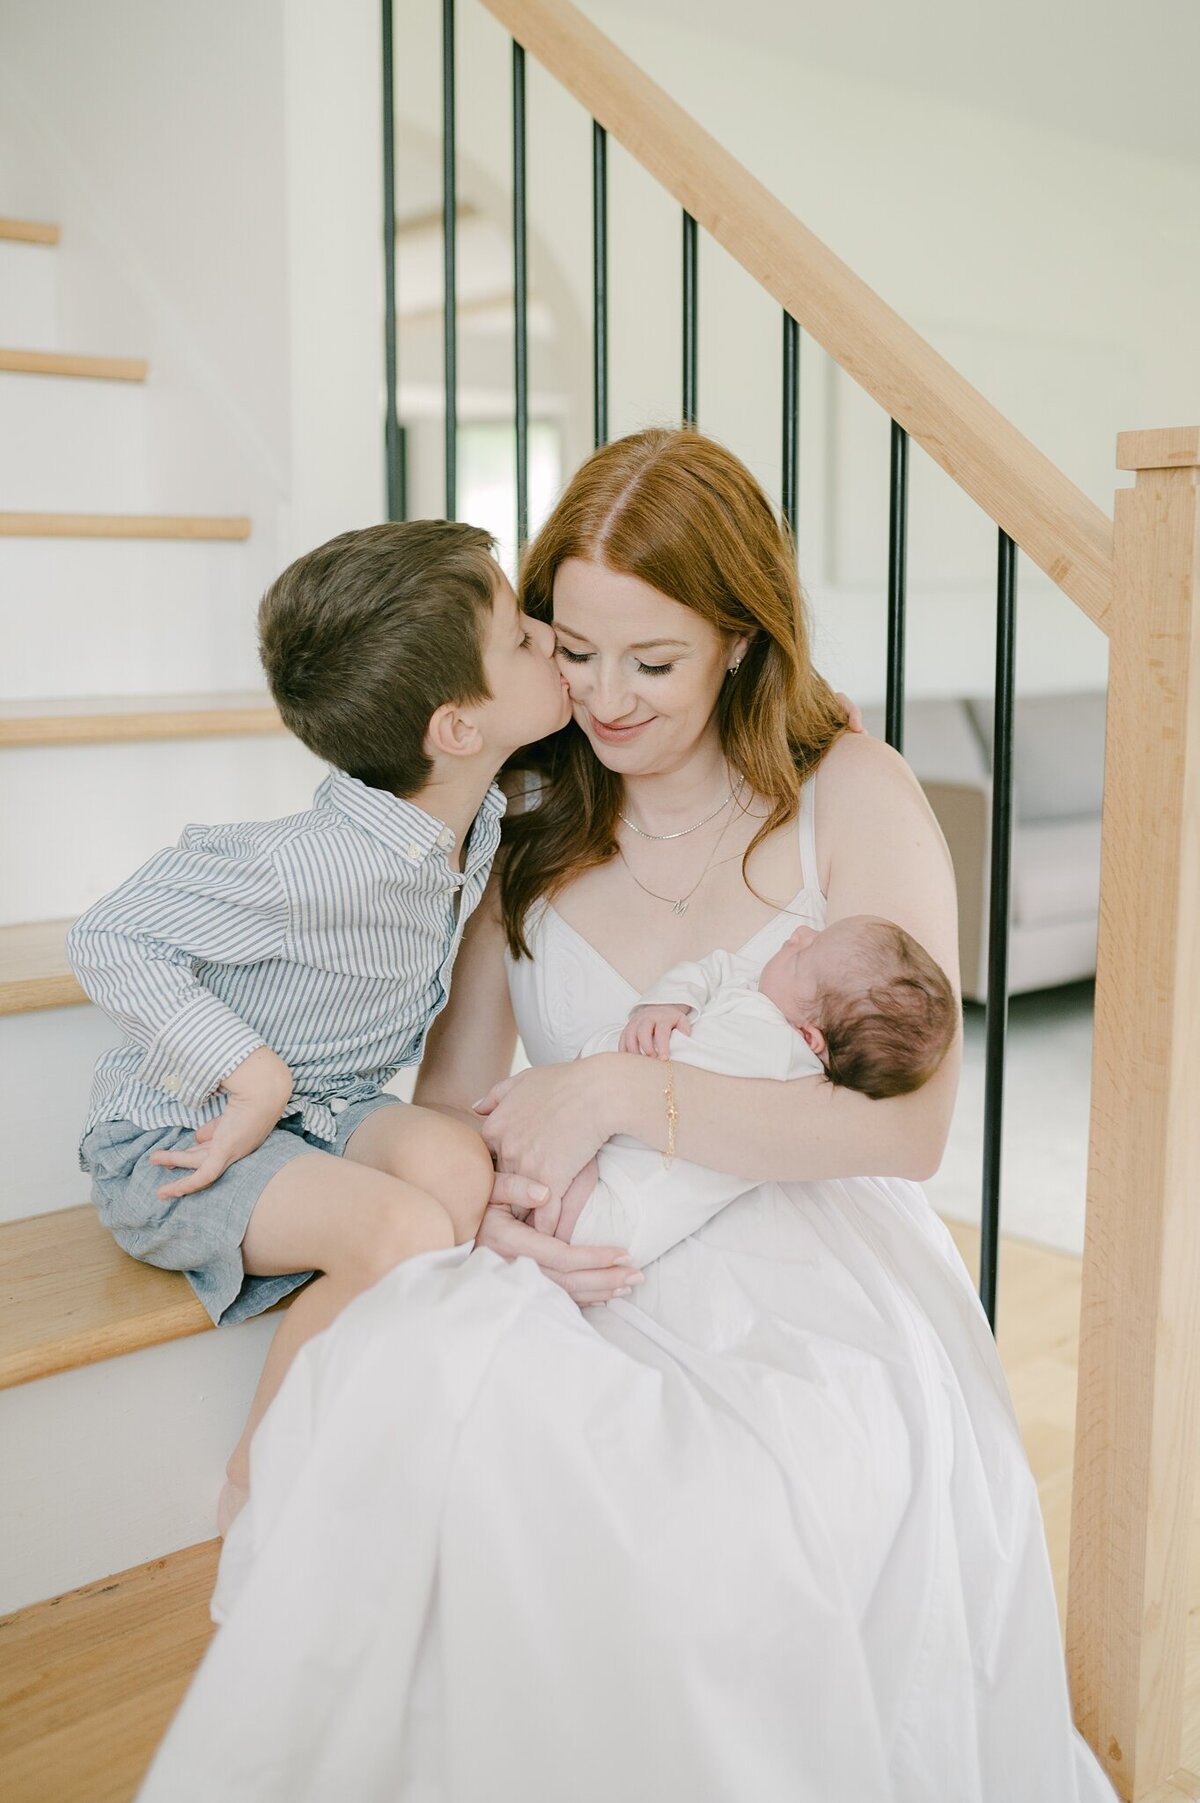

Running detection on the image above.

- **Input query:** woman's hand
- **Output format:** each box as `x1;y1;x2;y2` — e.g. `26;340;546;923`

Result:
479;1171;639;1306
474;1059;616;1205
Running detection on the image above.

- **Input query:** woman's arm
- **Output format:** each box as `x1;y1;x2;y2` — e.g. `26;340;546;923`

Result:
417;871;640;1303
478;735;962;1193
414;870;519;1124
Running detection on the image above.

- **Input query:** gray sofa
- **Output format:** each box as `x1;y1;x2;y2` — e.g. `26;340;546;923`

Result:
862;693;1106;1004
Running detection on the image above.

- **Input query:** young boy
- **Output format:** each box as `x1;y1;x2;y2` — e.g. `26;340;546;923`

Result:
536;914;957;1267
69;521;570;1530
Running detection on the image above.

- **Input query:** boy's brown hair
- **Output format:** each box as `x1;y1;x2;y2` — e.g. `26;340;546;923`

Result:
259;520;498;795
821;923;957;1100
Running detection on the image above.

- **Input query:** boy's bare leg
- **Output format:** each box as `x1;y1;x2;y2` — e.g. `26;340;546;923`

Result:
345;1102;495;1244
221;1148;458;1531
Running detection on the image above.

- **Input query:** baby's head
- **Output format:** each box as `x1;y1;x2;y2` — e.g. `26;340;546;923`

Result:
757;915;957;1100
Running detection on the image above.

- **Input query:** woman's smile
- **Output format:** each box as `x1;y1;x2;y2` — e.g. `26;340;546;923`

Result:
586;711;656;744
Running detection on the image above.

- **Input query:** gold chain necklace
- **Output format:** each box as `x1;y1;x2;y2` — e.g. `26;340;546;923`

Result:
618;777;745;916
618;783;736;841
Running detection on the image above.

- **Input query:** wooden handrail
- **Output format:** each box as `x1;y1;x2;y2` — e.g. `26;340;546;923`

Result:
480;0;1115;634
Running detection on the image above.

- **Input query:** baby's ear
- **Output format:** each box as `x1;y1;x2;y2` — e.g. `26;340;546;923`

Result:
798;1022;828;1060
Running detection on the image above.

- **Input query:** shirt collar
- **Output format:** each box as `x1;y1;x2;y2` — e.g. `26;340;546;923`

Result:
319;769;506;867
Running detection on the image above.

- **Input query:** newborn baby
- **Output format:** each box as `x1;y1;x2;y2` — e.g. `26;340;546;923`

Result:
536;914;957;1267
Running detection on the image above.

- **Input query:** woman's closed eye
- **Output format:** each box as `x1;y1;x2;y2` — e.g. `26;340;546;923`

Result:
555;644;675;677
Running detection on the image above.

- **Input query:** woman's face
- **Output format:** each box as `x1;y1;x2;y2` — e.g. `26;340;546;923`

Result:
551;558;744;777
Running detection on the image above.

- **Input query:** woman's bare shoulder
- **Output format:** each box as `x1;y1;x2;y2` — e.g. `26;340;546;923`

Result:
815;728;957;960
816;727;925;806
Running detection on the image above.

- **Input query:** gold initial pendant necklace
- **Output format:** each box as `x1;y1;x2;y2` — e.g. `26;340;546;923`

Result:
618;776;746;916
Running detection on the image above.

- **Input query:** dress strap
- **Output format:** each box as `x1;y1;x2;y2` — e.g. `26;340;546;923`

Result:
796;773;819;894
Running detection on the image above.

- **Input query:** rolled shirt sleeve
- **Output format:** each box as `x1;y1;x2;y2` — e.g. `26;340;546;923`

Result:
67;835;289;1109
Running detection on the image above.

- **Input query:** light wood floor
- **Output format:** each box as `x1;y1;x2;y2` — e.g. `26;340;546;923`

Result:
1;1224;1197;1802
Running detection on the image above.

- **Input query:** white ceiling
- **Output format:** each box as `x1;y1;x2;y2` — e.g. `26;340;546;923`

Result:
596;0;1200;166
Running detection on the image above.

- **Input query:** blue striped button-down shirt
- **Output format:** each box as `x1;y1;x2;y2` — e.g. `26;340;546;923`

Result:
70;769;506;1152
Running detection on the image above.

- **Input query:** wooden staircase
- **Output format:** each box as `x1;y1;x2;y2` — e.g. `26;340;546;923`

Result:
0;350;148;382
0;217;59;245
0;1209;219;1390
0;208;290;1644
0;1541;221;1803
0;1196;291;1799
0;513;251;540
0;693;282;749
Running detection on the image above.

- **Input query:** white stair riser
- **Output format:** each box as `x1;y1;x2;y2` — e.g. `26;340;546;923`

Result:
0;538;270;696
0;370;148;512
0;1006;114;1223
0;1318;276;1613
1;734;324;925
0;241;59;346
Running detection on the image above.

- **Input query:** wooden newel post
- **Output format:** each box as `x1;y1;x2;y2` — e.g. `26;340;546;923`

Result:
1068;426;1200;1799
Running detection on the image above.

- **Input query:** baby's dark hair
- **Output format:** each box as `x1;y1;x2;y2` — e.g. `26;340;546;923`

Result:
820;922;957;1100
259;520;498;795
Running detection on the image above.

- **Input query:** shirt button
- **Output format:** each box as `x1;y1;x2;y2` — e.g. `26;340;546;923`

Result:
329;1098;349;1115
161;1072;182;1095
405;840;422;861
436;826;454;850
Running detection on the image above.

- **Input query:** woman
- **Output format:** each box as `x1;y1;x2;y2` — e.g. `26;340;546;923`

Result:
141;431;1113;1802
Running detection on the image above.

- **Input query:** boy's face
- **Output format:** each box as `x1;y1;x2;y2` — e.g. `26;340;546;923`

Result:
475;572;572;755
757;915;880;1032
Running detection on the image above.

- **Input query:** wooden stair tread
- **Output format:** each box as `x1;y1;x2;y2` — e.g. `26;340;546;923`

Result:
0;1206;216;1390
0;691;283;748
0;348;148;382
0;217;59;246
0;513;251;540
0;919;82;1015
0;1541;219;1803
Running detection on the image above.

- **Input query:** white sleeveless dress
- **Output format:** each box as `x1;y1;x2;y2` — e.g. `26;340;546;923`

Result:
139;785;1115;1803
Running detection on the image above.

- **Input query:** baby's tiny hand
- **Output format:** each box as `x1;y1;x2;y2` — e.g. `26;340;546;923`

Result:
619;1004;693;1060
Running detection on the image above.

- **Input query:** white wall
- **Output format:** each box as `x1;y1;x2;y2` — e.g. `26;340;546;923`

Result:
4;0;1199;705
0;0;292;526
379;0;1200;701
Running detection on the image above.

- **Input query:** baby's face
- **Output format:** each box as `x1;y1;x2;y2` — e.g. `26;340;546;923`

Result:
757;916;883;1031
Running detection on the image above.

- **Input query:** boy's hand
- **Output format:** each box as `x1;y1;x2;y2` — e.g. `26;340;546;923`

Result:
619;1004;693;1060
150;1046;293;1199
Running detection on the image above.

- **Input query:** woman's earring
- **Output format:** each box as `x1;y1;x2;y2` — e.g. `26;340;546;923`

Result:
727;659;742;675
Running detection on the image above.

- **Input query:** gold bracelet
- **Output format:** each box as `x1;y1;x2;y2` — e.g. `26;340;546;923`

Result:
663;1058;679;1168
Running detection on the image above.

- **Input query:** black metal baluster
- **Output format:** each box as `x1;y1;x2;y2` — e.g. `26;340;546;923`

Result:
513;42;529;554
442;0;457;517
382;0;402;521
592;121;608;448
397;423;409;520
980;529;1018;1331
682;211;698;426
885;422;909;751
781;312;799;537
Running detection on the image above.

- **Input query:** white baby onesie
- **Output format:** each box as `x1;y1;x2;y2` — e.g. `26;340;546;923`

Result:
571;949;822;1267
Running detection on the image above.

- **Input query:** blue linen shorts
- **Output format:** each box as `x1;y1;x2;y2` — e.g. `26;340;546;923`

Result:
81;1093;404;1326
